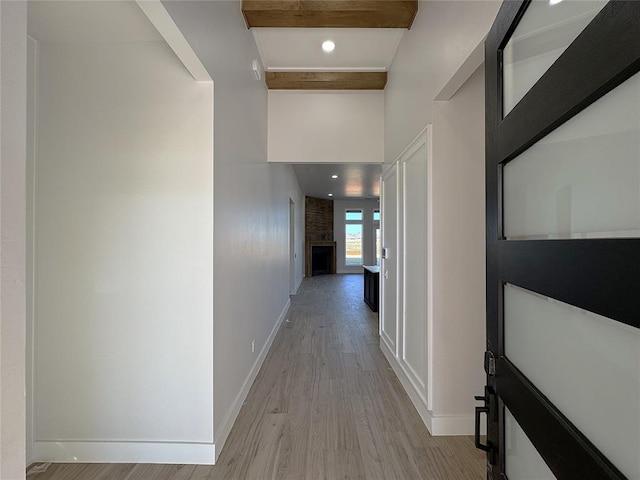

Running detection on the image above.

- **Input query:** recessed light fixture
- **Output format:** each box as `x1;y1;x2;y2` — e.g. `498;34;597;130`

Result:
322;40;336;53
328;193;334;197
549;0;563;4
331;175;338;179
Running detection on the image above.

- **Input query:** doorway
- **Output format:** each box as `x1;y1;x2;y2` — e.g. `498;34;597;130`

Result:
289;198;295;294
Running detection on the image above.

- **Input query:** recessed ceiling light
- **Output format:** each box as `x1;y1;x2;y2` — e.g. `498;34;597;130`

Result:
328;193;334;197
549;0;563;4
322;40;336;53
331;175;338;179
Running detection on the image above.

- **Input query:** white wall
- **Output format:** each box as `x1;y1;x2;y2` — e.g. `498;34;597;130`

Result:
268;90;384;163
385;0;501;163
333;199;379;273
0;2;27;478
162;0;305;458
30;33;215;463
431;65;486;424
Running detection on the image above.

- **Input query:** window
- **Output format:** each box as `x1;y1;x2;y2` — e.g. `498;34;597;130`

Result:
345;209;363;266
374;209;381;265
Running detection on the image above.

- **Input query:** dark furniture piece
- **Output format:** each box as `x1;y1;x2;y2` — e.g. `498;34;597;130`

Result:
363;265;380;312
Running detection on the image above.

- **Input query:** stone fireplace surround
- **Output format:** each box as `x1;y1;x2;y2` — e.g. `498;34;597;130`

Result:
305;196;335;276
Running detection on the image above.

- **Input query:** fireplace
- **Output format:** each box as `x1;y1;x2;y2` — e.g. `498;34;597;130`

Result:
312;246;333;276
305;241;336;276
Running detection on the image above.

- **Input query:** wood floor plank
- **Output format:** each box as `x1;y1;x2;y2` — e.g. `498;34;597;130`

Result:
26;275;485;480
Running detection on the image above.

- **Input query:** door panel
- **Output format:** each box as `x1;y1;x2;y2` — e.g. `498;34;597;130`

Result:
380;164;398;353
504;407;555;480
504;70;640;240
401;143;428;394
505;284;640;478
502;0;607;115
484;1;640;479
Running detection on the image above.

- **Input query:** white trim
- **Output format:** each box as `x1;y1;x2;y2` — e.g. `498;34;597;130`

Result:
425;124;434;411
337;267;366;274
290;275;303;295
381;339;430;429
380;330;396;358
26;33;39;469
434;37;486;101
33;441;215;465
429;414;482;437
135;0;212;83
399;358;426;404
379;163;399;355
252;30;270;72
394;126;433;411
381;340;479;436
213;299;291;460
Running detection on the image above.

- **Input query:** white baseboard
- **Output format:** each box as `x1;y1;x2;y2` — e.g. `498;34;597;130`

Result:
429;414;480;436
290;276;302;295
380;340;432;432
380;340;478;437
33;441;215;464
32;300;291;467
213;299;290;460
336;268;365;275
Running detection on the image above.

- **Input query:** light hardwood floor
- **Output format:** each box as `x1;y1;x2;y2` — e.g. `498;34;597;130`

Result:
29;274;485;480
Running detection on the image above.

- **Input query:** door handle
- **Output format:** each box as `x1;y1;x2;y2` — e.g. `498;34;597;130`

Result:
474;396;490;452
474;389;496;465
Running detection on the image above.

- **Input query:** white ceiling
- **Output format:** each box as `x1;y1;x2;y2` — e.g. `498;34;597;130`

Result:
27;1;161;42
253;27;404;71
293;164;382;200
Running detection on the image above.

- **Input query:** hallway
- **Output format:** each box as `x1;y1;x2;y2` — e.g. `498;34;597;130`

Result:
29;275;484;480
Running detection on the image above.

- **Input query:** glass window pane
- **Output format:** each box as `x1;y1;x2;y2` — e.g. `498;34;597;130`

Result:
503;0;607;116
375;228;381;266
345;224;363;266
505;407;556;479
504;284;640;479
345;209;363;221
373;210;380;221
504;70;640;240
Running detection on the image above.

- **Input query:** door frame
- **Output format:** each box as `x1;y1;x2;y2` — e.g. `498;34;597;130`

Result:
289;198;295;294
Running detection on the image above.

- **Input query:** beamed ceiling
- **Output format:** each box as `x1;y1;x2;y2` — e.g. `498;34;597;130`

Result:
242;0;418;90
242;0;418;29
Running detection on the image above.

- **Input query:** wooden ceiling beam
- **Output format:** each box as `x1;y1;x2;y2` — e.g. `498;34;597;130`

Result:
242;0;418;29
266;71;387;90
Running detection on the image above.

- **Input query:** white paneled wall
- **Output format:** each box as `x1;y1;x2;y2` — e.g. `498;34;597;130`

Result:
380;127;432;418
401;137;430;407
381;67;486;434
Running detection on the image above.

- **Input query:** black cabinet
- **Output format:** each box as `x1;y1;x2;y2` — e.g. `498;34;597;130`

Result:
363;265;380;312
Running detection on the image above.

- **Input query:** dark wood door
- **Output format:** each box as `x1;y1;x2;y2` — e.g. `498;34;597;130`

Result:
481;1;640;478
